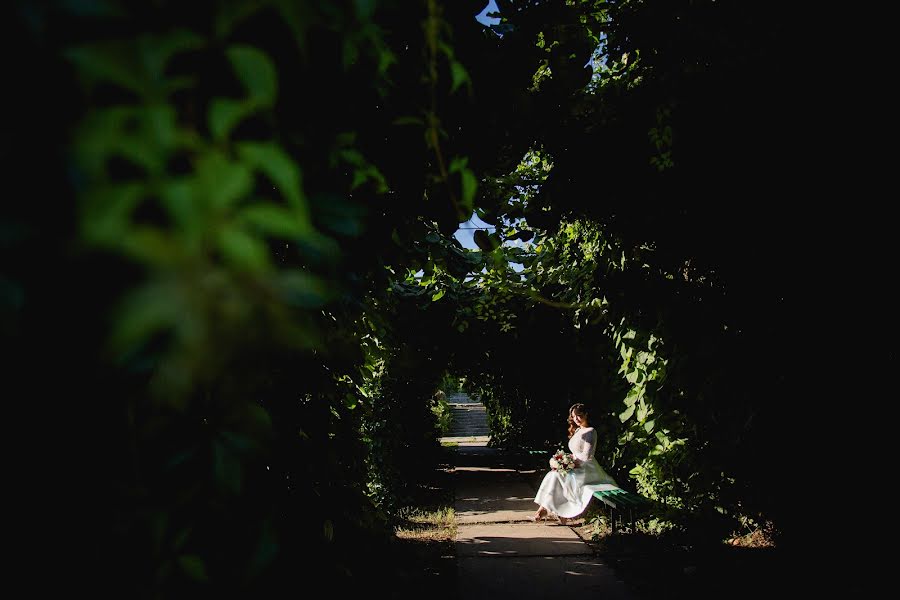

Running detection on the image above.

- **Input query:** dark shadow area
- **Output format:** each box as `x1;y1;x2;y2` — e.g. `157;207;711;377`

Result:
389;536;458;600
584;531;871;600
388;446;458;600
457;533;590;557
452;445;548;471
457;554;631;599
454;445;879;599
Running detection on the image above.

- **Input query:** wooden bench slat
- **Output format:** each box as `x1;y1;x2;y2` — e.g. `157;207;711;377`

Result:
593;488;651;508
614;490;650;506
608;491;641;507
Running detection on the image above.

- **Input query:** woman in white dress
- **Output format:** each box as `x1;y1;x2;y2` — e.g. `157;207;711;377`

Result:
532;403;618;524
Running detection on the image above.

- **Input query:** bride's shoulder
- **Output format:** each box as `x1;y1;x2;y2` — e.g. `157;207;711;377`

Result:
580;426;596;436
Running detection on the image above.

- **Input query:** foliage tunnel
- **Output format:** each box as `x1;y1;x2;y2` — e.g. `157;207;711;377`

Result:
5;0;870;596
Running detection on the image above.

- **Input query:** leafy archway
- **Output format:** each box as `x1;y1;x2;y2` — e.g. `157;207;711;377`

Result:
7;0;830;595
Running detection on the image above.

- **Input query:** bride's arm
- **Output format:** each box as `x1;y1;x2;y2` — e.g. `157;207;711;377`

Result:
572;429;595;464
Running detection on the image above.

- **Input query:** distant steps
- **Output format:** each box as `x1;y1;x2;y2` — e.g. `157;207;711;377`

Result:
446;394;489;437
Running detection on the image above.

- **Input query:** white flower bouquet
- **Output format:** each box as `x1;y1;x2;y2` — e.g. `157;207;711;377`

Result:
549;449;576;477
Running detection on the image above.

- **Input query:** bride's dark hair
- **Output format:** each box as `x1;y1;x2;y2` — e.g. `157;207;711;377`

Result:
567;403;588;438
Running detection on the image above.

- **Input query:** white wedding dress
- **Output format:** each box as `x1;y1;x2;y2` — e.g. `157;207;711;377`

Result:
533;426;618;519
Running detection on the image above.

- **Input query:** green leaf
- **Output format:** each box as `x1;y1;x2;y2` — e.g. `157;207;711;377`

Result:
197;151;254;210
177;555;209;582
80;182;145;246
475;207;497;225
377;47;396;73
460;168;477;215
75;107;166;175
450;61;471;93
217;226;270;270
473;229;493;252
348;163;387;192
109;281;182;356
643;419;655;433
625;367;641;384
619;404;635;423
227;46;277;107
432;289;446;302
67;31;203;95
465;251;484;266
237;143;310;223
65;41;144;93
239;204;311;239
274;2;314;61
145;104;179;151
448;156;468;173
623;387;641;407
119;227;180;266
507;230;534;242
209;98;252;141
141;30;205;81
158;178;199;231
636;397;647;422
323;520;334;542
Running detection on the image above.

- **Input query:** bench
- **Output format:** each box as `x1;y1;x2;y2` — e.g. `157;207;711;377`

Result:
525;449;656;532
591;487;655;533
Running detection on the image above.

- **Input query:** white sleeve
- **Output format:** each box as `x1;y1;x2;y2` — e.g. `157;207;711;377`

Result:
573;429;595;462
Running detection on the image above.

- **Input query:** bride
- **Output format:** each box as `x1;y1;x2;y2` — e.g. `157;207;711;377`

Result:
532;403;618;524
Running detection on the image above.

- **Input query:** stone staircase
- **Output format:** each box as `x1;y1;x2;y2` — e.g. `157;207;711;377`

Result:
441;392;490;443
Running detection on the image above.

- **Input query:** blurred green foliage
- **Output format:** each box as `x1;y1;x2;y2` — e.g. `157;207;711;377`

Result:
5;0;831;594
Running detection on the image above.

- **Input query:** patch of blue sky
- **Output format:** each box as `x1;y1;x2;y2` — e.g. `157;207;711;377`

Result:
455;212;526;274
454;211;494;250
475;0;501;27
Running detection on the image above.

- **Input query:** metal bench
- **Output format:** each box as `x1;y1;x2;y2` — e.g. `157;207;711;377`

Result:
592;488;654;532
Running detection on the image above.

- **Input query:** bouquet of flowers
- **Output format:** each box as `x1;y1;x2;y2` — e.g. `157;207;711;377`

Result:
549;449;576;477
